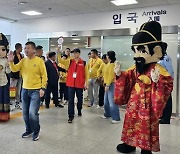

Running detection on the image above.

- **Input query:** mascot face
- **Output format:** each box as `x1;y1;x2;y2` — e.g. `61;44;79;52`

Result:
0;33;9;58
131;21;166;74
0;45;7;58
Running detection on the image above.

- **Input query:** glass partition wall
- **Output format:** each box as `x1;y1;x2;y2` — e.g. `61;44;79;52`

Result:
102;34;179;115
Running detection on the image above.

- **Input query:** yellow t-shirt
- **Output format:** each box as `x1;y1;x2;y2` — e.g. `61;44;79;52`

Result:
103;63;115;86
9;56;47;89
58;63;67;83
57;54;73;69
97;63;107;78
87;58;103;79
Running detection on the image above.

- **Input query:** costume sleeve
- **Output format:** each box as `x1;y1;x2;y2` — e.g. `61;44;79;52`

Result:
114;67;135;105
5;61;11;74
151;66;173;119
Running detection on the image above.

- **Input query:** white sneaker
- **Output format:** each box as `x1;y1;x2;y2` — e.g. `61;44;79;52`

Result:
111;120;120;124
96;105;100;109
101;115;110;119
63;100;68;105
92;104;96;107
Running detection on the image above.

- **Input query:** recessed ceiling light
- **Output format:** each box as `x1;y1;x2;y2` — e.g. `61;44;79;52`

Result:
73;43;79;45
21;11;42;16
111;0;138;6
18;1;28;5
72;38;80;41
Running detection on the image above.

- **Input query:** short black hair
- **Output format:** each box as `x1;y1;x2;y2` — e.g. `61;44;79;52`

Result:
61;54;68;59
15;43;22;50
72;48;81;53
91;49;98;55
25;41;36;49
48;52;56;58
36;45;43;50
107;51;116;63
66;48;71;51
102;54;107;60
41;56;45;61
88;52;91;55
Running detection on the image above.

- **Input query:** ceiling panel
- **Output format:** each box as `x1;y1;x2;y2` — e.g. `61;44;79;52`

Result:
0;0;180;21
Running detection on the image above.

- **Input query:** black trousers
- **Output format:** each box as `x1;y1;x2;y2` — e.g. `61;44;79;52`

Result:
45;83;58;106
59;82;68;101
68;87;83;118
99;85;105;107
161;94;172;122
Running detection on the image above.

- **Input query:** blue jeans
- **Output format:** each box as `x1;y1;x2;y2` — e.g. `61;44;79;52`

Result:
68;87;83;118
104;83;120;121
21;88;41;134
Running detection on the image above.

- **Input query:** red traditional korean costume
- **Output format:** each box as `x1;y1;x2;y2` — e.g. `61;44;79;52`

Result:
114;63;173;152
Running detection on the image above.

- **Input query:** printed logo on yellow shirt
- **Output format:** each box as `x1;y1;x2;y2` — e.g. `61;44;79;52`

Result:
33;64;37;67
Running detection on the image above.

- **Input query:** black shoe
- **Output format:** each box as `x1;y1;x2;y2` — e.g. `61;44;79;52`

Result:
159;119;170;124
68;118;74;123
45;105;49;109
32;132;40;141
141;149;152;154
78;111;82;116
22;132;32;138
116;143;136;153
55;104;64;108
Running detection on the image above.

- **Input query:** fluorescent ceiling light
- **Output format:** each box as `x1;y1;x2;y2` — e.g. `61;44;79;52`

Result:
21;11;42;16
18;1;28;5
111;0;138;6
72;43;79;45
72;38;80;41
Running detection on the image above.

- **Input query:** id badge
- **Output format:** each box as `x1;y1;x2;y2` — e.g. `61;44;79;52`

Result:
89;68;92;73
73;72;77;78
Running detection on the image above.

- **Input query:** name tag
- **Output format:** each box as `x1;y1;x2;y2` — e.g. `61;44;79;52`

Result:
73;72;77;78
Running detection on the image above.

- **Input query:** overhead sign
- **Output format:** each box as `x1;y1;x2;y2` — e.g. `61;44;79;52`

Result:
113;9;167;25
57;36;64;45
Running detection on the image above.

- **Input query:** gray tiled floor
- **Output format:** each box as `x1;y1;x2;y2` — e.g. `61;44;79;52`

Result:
0;105;180;154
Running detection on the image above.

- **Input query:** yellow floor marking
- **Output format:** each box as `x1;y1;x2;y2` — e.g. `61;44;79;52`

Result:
10;103;54;119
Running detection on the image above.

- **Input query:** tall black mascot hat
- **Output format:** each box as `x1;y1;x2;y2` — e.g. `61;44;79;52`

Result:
132;21;167;50
0;33;9;50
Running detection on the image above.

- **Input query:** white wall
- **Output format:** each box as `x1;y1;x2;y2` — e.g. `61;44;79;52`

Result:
11;4;180;49
0;20;11;35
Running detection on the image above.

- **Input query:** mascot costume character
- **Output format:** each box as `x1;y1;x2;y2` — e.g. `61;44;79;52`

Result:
114;21;173;154
0;33;11;122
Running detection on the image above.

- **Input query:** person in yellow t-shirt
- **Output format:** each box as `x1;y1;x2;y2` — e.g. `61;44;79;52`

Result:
57;48;73;70
101;51;120;124
58;54;69;105
8;41;47;141
97;54;108;108
87;49;103;107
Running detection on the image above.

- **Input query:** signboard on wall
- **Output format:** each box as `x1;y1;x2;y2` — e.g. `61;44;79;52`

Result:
113;9;167;25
